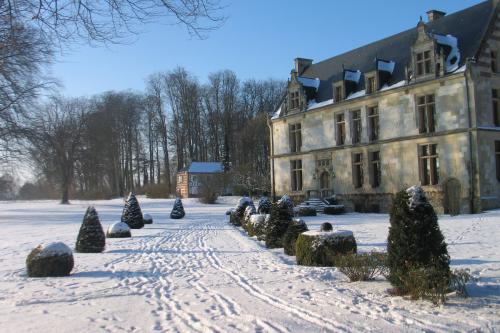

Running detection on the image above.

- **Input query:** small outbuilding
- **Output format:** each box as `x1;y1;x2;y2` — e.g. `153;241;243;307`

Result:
176;162;224;198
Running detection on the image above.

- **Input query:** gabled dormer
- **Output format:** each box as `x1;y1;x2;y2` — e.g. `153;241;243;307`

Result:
410;19;437;82
365;59;395;94
333;69;362;102
283;69;319;115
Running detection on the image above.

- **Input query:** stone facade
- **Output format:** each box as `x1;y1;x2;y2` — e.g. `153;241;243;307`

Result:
270;1;500;214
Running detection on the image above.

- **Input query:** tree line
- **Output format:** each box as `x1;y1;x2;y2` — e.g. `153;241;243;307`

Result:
14;68;284;202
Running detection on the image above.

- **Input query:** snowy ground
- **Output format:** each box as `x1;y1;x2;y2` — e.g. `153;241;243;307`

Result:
0;197;498;332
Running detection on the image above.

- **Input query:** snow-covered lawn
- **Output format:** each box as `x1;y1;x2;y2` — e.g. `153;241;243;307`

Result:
0;197;498;332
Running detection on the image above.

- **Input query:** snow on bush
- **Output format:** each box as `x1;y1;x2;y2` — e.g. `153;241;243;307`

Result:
297;207;317;217
26;242;74;277
230;197;254;226
75;206;106;253
106;222;131;238
283;218;309;256
295;230;357;267
265;201;293;249
247;214;269;240
170;198;186;219
121;193;144;229
257;196;272;214
143;213;153;224
242;205;256;232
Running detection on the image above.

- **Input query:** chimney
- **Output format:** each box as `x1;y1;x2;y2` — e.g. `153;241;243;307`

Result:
426;10;446;22
294;58;313;75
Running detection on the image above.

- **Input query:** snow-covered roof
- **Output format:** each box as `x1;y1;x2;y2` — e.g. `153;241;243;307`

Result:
297;77;320;91
377;60;395;74
344;70;361;83
185;162;224;174
430;33;461;73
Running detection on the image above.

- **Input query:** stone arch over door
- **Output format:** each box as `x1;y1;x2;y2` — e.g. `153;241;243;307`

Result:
443;177;461;216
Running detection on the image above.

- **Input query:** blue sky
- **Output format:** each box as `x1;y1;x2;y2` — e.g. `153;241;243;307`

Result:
51;0;483;97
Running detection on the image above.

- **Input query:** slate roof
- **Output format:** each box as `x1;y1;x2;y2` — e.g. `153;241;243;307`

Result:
180;162;224;174
299;0;495;104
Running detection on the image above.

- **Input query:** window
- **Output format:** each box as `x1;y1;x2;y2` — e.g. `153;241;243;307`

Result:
369;151;381;188
334;85;343;102
336;113;346;145
492;51;498;73
493;89;500;127
496;141;500;182
419;144;439;185
289;123;302;153
291;160;303;191
417;94;436;133
351;110;362;144
368;106;379;141
352;153;364;188
416;50;432;75
290;91;300;109
366;76;376;94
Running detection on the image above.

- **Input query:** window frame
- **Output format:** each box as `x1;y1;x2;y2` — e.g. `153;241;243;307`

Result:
418;143;439;186
493;89;500;127
336;113;346;146
366;76;376;94
334;84;343;103
290;159;303;192
352;152;364;188
369;151;381;188
417;94;436;133
289;123;302;153
416;50;432;76
368;105;379;142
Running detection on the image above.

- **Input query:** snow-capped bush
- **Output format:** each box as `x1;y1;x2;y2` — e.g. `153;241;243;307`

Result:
283;219;309;256
295;230;357;267
257;197;272;214
121;193;144;229
247;214;269;240
26;242;74;277
143;213;153;224
230;197;254;226
170;198;185;219
320;222;333;232
323;205;345;215
298;207;317;217
387;187;450;299
106;222;131;238
265;202;293;249
242;205;256;232
277;194;294;217
75;206;106;253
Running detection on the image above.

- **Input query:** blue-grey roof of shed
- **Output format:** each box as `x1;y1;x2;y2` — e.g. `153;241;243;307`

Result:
180;162;223;174
300;0;494;103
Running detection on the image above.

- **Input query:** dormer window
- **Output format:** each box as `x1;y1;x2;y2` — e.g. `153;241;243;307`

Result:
416;50;432;75
366;76;376;94
334;84;343;102
290;91;300;109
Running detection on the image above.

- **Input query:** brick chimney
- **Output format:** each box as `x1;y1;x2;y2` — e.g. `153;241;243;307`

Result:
426;10;446;22
294;58;313;75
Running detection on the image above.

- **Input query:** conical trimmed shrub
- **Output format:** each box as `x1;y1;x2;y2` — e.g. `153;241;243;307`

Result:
170;198;185;219
283;219;309;255
121;193;144;229
75;206;105;253
265;201;293;249
257;197;272;214
278;194;294;217
387;186;450;293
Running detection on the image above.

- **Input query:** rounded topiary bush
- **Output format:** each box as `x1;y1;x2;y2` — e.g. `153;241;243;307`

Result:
277;194;294;217
121;192;144;229
257;196;272;214
323;205;345;215
387;186;450;295
295;230;357;267
75;206;105;253
246;214;268;238
170;198;185;219
265;199;293;249
283;219;309;256
106;222;132;238
26;242;74;277
298;207;317;217
320;222;333;232
143;213;153;224
231;197;254;226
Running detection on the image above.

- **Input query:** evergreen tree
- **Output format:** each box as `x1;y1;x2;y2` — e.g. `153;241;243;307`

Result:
75;206;106;253
257;196;272;214
387;186;450;292
265;201;293;249
170;198;186;219
121;193;144;229
283;219;309;255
